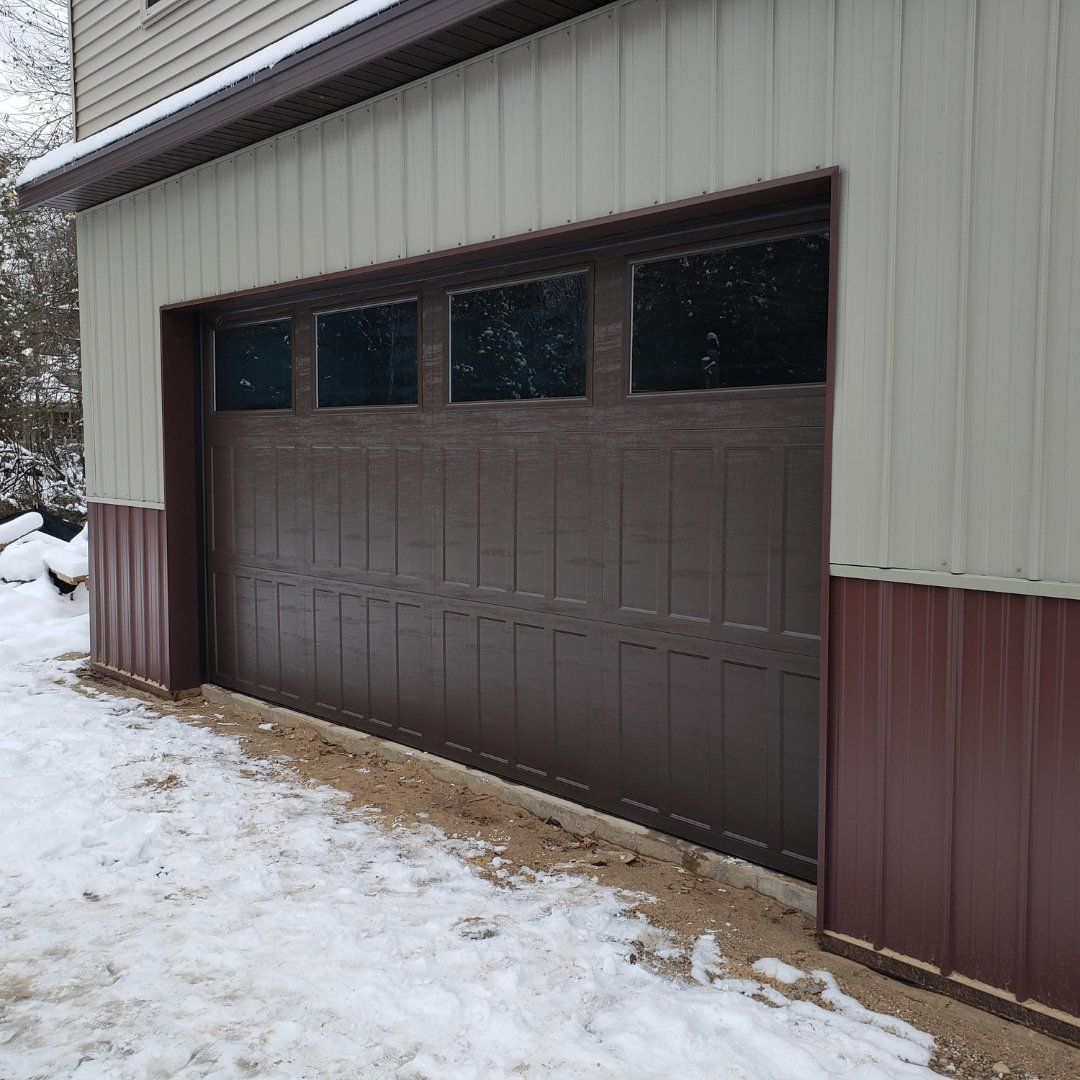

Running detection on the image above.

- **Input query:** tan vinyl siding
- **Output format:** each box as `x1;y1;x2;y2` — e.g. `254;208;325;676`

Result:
70;0;356;137
76;0;1080;589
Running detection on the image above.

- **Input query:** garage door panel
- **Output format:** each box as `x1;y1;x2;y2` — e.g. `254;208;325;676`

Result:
204;221;827;881
308;580;431;739
780;445;825;641
779;668;820;867
206;439;303;569
720;446;777;633
437;442;603;615
208;570;237;683
668;448;716;623
210;568;307;701
310;443;428;586
432;602;605;800
599;435;820;655
601;621;818;873
719;657;773;847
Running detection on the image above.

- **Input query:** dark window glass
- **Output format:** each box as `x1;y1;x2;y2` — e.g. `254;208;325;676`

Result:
450;272;588;402
630;232;830;393
214;319;293;411
316;301;419;408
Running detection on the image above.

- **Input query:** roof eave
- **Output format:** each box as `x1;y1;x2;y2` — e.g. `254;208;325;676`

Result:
19;0;603;212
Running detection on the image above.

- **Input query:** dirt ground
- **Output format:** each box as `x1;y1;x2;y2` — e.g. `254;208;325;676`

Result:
82;668;1080;1080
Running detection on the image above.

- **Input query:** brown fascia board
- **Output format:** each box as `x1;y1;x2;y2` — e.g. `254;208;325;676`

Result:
19;0;603;212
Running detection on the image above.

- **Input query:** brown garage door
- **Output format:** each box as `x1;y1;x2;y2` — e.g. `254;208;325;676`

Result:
202;205;829;880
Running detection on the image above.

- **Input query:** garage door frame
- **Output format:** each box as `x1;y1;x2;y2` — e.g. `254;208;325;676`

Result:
156;166;841;880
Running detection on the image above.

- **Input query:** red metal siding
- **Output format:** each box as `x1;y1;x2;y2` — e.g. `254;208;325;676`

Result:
87;501;199;693
824;577;1080;1030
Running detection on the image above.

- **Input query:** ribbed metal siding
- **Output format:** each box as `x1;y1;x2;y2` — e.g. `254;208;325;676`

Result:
825;576;1080;1022
71;0;357;138
76;0;1080;591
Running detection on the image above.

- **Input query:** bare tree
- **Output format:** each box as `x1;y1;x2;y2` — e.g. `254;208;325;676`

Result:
0;0;82;517
0;0;71;155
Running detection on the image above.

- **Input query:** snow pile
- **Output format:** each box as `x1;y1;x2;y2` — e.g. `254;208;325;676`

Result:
17;0;399;187
0;510;42;546
0;592;934;1078
42;525;89;581
0;519;86;586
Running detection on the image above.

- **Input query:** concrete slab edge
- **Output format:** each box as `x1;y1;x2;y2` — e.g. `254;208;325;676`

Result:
201;683;818;917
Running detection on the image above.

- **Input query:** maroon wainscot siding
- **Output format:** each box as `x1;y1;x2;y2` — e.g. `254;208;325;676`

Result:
87;500;200;695
823;576;1080;1038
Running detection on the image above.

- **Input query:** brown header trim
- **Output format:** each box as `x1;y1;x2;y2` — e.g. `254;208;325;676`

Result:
19;0;606;212
165;169;838;315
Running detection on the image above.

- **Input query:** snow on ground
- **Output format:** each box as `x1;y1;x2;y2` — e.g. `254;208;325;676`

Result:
0;567;935;1079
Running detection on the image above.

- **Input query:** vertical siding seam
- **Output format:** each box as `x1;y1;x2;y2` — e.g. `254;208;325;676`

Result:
612;4;622;215
1013;593;1042;1004
876;0;904;569
765;0;776;181
948;0;980;575
398;92;408;257
706;0;718;193
825;0;838;164
530;43;541;231
658;0;669;206
939;585;964;978
1026;0;1061;583
570;24;579;225
872;579;892;951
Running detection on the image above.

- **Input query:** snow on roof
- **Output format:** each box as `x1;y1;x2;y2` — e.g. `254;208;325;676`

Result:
17;0;400;188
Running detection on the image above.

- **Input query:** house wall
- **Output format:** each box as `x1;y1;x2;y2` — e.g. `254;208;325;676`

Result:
74;0;1080;1029
70;0;354;137
75;0;1080;594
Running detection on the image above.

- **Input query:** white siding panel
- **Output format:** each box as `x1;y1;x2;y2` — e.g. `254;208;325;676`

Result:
1041;0;1080;584
464;60;500;245
431;72;466;251
886;0;969;572
664;0;715;200
537;29;577;227
620;0;665;211
576;11;619;221
75;0;1080;591
404;83;437;257
499;44;540;238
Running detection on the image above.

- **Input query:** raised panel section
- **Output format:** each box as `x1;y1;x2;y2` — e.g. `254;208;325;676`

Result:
603;625;818;874
310;444;426;584
434;604;602;798
441;444;599;612
310;583;428;738
721;448;773;631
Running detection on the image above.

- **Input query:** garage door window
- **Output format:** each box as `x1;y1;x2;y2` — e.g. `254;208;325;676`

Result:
449;271;589;402
214;318;293;411
316;300;419;408
630;232;830;393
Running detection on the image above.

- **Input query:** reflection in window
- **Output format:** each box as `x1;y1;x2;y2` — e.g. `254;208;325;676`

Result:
630;233;830;393
214;319;293;411
316;300;419;408
449;272;588;402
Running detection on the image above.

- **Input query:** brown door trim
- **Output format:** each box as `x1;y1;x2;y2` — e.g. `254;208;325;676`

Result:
157;169;840;875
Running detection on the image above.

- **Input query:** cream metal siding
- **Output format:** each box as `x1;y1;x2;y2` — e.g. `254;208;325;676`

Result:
70;0;355;137
76;0;1080;589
